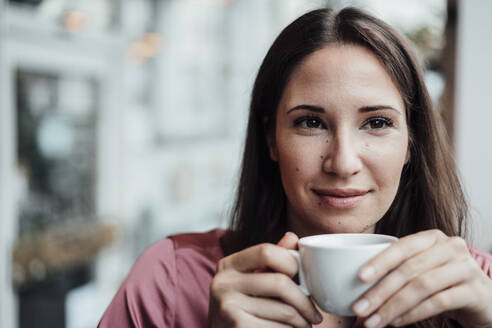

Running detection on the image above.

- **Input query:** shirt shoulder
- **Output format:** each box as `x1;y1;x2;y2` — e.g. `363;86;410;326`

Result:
170;229;227;327
98;237;177;328
171;228;227;256
99;229;227;328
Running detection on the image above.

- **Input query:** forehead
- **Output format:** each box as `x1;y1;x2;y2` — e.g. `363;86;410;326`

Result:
280;44;404;112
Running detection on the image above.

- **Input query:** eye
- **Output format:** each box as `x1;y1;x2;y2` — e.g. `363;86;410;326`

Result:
294;116;325;129
364;117;393;129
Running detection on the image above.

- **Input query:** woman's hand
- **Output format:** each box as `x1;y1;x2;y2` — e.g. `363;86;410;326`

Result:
352;229;492;328
208;232;322;328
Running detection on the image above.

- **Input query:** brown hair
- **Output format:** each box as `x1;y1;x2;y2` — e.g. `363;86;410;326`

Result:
229;7;467;327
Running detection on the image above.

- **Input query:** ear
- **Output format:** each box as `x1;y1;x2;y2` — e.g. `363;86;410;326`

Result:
264;117;279;162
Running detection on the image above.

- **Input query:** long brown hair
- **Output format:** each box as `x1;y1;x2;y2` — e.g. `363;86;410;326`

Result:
229;7;468;327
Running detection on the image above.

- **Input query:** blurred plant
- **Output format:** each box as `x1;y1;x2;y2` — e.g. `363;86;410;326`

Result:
404;24;444;71
12;219;116;289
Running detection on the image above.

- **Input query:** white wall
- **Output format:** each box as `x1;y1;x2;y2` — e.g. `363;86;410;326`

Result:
456;0;492;251
0;3;18;326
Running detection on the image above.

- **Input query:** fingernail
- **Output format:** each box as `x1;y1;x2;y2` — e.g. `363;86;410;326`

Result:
365;314;381;328
392;317;402;326
360;266;375;281
353;298;369;315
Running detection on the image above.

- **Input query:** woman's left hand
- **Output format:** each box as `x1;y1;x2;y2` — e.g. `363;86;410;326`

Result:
352;229;492;328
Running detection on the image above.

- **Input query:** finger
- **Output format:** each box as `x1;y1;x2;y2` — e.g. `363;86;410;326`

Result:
232;310;295;328
353;236;469;316
220;243;298;276
390;285;472;327
236;272;321;324
236;293;312;328
359;229;447;282
363;258;472;328
277;232;299;249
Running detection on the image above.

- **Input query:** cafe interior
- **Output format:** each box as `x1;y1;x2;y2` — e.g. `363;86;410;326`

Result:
0;0;491;327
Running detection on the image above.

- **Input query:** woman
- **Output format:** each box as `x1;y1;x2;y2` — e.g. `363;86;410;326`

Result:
99;7;492;328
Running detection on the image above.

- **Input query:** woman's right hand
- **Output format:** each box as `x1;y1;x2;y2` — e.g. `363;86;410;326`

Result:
208;232;323;328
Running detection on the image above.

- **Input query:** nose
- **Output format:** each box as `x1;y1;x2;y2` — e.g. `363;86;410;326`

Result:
322;130;362;178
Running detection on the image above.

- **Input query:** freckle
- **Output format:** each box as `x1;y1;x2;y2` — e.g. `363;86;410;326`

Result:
338;320;342;324
295;167;299;172
337;221;341;225
320;155;324;159
318;202;321;206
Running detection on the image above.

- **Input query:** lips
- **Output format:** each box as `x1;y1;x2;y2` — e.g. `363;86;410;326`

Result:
313;188;369;209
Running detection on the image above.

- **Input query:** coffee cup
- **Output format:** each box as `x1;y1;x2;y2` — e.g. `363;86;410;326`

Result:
289;233;398;316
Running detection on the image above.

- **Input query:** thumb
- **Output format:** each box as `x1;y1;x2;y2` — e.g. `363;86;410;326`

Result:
277;231;299;250
253;232;299;274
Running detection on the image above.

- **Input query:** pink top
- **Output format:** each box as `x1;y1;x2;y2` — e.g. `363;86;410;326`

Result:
98;229;492;328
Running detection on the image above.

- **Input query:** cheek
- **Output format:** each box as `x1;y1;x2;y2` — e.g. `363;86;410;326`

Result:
363;137;408;189
276;137;322;190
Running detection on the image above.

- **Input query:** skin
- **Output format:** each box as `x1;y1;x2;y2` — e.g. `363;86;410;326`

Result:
269;43;409;237
208;44;492;328
354;229;492;328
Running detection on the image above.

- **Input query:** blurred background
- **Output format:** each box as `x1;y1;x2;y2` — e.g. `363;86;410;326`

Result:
0;0;491;327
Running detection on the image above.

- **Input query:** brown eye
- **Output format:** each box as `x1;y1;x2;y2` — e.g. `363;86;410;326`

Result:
366;117;393;129
306;118;322;128
293;116;326;130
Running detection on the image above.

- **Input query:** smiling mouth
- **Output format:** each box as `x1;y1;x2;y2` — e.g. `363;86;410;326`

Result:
313;188;369;209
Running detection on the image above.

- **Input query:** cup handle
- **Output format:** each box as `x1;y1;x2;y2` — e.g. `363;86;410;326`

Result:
288;250;310;296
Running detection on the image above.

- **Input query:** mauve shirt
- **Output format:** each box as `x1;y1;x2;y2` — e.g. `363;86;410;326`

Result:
98;229;492;328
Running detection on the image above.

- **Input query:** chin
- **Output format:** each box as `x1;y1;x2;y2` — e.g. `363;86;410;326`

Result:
313;218;376;235
288;208;377;236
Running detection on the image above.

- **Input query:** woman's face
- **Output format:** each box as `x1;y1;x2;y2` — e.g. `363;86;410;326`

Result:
268;44;409;236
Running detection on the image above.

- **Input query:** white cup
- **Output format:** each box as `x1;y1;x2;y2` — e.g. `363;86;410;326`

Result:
289;233;398;316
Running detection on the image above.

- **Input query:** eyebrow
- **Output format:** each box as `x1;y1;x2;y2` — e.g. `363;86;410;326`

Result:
286;105;324;114
359;105;401;115
286;104;401;115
